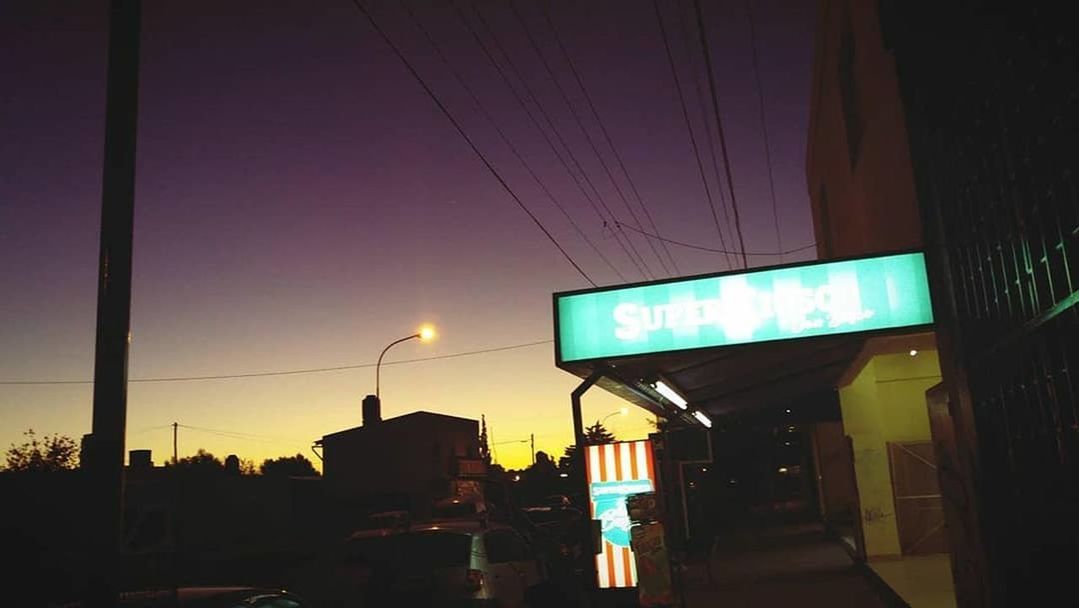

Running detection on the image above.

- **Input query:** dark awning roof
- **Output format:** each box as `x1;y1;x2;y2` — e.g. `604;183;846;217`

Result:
556;332;865;419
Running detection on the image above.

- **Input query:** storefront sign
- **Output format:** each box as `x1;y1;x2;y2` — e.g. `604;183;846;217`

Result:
585;440;656;588
555;251;934;362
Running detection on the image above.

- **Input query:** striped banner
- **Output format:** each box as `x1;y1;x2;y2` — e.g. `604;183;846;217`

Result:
585;439;656;588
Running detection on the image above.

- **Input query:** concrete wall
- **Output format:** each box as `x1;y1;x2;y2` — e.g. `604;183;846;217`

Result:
839;347;941;557
806;0;923;259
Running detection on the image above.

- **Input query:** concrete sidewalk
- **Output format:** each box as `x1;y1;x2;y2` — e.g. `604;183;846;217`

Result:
679;523;897;608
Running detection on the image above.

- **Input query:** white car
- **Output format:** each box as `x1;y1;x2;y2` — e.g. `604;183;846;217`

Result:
361;519;549;607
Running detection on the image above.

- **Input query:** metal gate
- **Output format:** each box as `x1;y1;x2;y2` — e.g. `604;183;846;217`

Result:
887;442;947;555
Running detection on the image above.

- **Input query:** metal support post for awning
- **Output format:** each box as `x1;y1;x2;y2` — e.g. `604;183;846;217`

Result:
570;369;603;596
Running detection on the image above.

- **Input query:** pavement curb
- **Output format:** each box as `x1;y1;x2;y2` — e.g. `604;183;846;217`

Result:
855;561;911;608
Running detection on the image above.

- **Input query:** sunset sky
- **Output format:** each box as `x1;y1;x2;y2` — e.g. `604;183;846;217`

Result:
1;0;816;470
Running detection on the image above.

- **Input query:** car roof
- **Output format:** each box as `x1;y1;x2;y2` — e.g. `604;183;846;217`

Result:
65;587;297;607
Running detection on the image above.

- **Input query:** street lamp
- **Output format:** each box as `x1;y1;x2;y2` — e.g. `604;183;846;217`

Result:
600;407;629;426
376;325;436;399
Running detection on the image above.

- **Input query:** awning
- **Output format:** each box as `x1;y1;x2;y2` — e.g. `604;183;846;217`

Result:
553;251;936;422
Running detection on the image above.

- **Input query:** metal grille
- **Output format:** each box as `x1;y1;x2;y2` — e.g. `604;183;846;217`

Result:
886;3;1079;603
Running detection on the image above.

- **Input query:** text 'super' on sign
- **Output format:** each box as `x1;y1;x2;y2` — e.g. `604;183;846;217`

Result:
555;251;934;363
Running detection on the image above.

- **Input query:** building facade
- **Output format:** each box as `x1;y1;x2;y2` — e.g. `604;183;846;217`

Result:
810;2;1078;606
319;408;480;512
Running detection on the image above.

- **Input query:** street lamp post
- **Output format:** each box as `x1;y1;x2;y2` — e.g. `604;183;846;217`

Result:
376;325;435;399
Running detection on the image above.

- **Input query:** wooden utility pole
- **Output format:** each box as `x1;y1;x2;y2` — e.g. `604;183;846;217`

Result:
172;422;178;464
86;1;141;606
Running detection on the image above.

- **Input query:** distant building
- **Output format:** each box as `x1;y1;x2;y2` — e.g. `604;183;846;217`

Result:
317;395;479;511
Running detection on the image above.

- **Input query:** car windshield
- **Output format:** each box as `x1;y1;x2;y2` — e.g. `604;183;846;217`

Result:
384;531;472;568
523;509;561;525
432;502;478;519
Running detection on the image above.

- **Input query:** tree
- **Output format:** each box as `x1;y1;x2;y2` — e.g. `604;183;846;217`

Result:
172;449;223;472
479;415;491;465
260;453;319;477
584;421;615;445
557;422;617;479
4;429;78;472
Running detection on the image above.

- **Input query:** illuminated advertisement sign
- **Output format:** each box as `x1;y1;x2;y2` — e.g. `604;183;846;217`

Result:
555;251;934;363
585;440;656;588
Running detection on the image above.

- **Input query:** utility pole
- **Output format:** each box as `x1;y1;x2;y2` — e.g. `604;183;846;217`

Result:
530;433;535;466
86;1;141;606
172;422;178;464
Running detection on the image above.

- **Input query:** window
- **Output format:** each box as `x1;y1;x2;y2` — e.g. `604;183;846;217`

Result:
838;11;863;167
484;529;531;563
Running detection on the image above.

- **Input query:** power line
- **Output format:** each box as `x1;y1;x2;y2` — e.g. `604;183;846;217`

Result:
458;3;644;283
177;423;310;448
538;3;681;276
693;0;749;268
502;2;660;280
0;339;553;386
745;0;783;261
618;221;815;256
673;0;739;270
347;0;596;287
651;0;735;270
399;1;625;283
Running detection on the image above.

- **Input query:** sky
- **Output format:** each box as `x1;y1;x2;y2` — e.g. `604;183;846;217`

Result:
1;0;817;471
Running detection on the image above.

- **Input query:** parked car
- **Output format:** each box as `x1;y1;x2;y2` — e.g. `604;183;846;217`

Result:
60;587;308;608
287;514;565;607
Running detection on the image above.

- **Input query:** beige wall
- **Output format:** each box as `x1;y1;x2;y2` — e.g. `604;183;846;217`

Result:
839;346;941;557
806;0;923;259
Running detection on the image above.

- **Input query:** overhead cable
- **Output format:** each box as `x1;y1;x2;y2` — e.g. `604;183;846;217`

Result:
399;1;624;283
618;221;815;256
539;3;681;276
745;0;784;261
651;0;736;270
460;3;645;282
348;0;596;287
694;0;749;267
0;339;554;385
674;0;739;270
503;2;661;280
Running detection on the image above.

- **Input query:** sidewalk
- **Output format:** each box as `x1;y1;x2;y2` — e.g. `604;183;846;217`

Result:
679;523;897;608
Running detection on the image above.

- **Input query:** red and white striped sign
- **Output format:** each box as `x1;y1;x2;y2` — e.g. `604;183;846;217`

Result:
585;439;656;588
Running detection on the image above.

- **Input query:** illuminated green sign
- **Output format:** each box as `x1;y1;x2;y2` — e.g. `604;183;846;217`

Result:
555;251;934;363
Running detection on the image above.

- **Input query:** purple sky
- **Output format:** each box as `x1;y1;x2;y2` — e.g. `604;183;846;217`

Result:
1;0;816;469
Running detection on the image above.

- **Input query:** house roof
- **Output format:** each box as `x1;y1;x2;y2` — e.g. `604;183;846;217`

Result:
320;410;478;442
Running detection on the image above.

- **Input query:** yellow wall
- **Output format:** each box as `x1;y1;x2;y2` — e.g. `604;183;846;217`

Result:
839;348;941;557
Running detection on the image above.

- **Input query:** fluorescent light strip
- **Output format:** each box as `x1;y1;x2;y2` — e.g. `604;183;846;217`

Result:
652;380;688;410
692;410;712;428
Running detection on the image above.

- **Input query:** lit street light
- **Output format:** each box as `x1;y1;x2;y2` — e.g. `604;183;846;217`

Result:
600;407;629;426
376;325;436;399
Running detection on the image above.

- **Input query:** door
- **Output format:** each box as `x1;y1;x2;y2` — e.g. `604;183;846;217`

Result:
484;529;530;607
887;441;948;554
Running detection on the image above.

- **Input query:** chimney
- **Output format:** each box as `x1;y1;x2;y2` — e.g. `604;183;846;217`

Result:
363;394;382;426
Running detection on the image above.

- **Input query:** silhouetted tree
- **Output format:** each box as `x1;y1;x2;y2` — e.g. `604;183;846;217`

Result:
585;421;615;444
532;450;557;475
260;453;319;477
4;429;78;472
173;449;224;472
557;423;615;479
479;415;491;465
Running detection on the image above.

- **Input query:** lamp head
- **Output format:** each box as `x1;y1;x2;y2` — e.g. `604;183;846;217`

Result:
418;325;436;342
